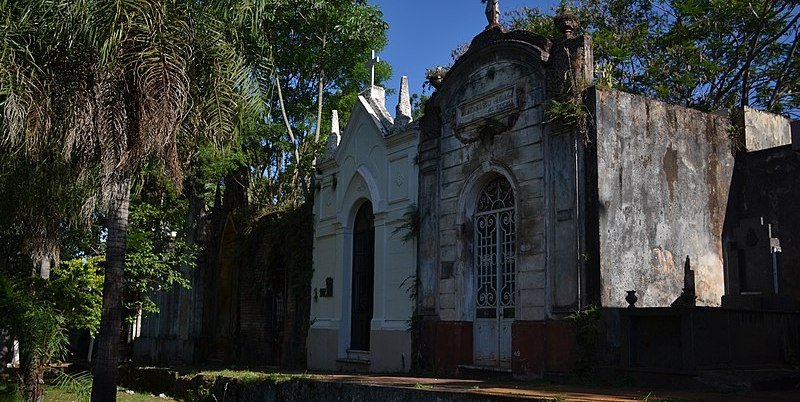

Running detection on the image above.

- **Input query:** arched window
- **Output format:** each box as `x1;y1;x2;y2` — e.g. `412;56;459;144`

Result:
474;177;515;320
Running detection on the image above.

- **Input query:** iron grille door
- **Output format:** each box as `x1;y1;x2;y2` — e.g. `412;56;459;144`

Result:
474;178;515;366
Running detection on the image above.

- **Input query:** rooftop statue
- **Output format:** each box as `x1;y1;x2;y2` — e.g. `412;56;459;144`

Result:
483;0;500;29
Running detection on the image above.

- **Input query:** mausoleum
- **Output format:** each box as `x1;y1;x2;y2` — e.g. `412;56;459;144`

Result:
306;75;420;372
311;4;799;379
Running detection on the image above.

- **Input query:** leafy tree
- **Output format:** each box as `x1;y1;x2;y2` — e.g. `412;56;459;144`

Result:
123;191;196;321
264;0;391;203
508;0;799;118
0;276;68;402
47;257;105;336
1;2;391;400
1;1;270;400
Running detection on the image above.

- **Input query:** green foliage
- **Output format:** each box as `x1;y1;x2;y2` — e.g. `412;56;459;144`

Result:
53;371;93;400
242;0;392;205
0;380;24;402
410;94;429;120
596;62;616;89
124;196;196;321
566;305;601;379
45;384;177;402
545;98;589;125
727;123;746;151
0;276;67;363
507;6;559;37
193;370;316;385
0;275;69;400
392;205;420;244
48;258;104;335
508;0;800;118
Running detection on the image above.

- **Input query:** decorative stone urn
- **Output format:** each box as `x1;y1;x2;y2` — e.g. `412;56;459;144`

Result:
625;290;638;308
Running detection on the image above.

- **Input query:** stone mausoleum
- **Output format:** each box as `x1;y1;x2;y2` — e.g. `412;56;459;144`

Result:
308;5;799;379
307;74;419;372
127;2;799;382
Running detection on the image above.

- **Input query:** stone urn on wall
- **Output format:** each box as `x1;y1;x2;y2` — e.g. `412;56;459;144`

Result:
625;291;638;308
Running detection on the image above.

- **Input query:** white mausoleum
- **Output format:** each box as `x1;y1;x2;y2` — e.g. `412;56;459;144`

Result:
307;76;419;372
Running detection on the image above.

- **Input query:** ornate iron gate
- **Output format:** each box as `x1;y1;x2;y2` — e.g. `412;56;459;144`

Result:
474;177;515;367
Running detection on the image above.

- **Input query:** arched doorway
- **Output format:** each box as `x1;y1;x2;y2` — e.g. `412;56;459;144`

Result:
350;201;375;351
473;177;515;367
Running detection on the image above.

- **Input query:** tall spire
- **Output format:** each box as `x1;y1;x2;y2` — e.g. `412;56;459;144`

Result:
395;76;412;126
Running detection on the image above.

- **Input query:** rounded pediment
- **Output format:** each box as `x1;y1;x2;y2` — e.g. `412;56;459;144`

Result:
427;29;549;145
433;28;550;101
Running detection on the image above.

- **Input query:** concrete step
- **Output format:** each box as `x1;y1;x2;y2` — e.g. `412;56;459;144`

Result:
458;364;514;381
336;358;371;373
698;368;800;391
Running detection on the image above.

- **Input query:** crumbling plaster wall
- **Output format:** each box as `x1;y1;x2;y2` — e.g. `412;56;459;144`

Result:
741;106;792;152
593;88;734;308
427;54;550;323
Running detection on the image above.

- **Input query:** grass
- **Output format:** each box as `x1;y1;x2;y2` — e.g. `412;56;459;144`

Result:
412;383;433;390
1;381;176;402
45;386;178;402
190;369;317;384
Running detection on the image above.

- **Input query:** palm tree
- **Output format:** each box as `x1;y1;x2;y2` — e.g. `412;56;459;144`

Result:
1;1;270;400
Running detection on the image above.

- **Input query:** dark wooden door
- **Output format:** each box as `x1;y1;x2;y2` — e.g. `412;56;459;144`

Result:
350;201;374;351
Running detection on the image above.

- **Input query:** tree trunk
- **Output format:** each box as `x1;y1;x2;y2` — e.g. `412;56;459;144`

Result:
91;175;132;402
0;332;8;374
314;27;327;146
22;358;44;402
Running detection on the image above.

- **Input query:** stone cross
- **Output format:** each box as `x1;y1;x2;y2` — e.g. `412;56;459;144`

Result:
368;50;380;88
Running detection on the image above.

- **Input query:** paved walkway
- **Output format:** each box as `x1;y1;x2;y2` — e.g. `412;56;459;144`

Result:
312;373;800;401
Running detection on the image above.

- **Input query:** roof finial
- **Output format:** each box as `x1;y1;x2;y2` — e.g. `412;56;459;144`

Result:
483;0;500;30
395;76;412;126
326;110;341;156
554;3;579;39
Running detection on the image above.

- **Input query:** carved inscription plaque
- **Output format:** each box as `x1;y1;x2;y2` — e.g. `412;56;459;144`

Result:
456;85;518;128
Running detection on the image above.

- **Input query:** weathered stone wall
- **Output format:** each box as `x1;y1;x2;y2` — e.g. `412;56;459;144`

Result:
134;203;312;368
740;107;793;152
724;145;800;303
419;31;551;326
134;191;209;365
416;26;596;375
615;307;800;370
133;269;205;364
237;248;283;366
120;367;543;402
592;88;734;308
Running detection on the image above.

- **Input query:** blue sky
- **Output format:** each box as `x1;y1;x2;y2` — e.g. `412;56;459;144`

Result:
369;0;561;114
